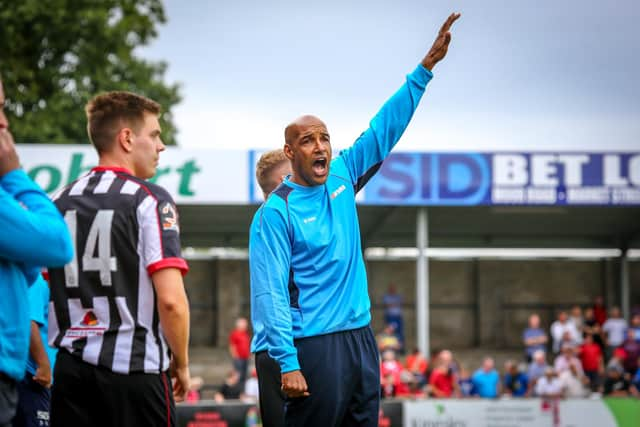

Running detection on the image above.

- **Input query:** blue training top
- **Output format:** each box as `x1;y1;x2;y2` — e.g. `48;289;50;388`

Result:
0;169;72;381
249;64;433;373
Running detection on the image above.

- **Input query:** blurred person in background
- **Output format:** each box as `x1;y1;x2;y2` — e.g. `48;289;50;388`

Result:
535;368;563;399
523;313;548;363
527;350;549;396
550;311;580;354
471;357;500;398
376;324;401;354
632;358;640;396
578;333;604;392
568;306;584;345
242;369;260;403
583;308;605;352
629;313;640;343
457;367;477;398
229;317;251;385
429;357;458;398
12;275;57;427
0;77;73;427
382;284;404;352
593;296;607;326
602;306;628;360
214;370;243;402
620;329;640;376
186;376;203;403
603;365;631;397
502;361;528;398
558;362;588;398
251;149;291;427
554;343;583;376
405;348;428;387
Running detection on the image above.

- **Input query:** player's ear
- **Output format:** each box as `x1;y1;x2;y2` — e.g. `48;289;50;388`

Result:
117;128;134;153
283;143;294;161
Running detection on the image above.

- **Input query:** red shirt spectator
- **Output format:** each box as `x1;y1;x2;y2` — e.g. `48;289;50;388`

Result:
429;367;454;398
406;350;428;377
229;328;251;360
593;296;607;326
579;340;602;372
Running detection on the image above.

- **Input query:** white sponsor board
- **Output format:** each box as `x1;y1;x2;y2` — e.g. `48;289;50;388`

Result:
17;145;248;204
403;399;618;427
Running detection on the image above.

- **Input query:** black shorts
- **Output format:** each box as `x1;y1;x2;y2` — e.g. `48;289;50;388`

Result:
50;351;175;427
255;351;286;427
13;375;51;427
285;325;380;427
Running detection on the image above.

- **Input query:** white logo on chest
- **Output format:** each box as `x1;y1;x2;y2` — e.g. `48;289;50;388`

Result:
331;184;346;200
303;216;317;224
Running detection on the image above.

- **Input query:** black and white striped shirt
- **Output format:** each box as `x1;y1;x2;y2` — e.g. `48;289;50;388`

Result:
48;166;188;374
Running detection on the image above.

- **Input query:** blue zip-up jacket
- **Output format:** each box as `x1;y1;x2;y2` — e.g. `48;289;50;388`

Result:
0;169;73;381
249;64;432;373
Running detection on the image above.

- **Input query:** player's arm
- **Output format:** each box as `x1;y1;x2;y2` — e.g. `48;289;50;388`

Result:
0;135;73;267
339;13;460;191
152;267;190;402
249;207;308;397
29;321;51;387
140;190;190;401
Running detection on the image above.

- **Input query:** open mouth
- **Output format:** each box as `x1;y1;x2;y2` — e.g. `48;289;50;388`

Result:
312;157;328;176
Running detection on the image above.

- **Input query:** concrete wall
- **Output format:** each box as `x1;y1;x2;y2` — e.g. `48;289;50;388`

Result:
184;258;640;350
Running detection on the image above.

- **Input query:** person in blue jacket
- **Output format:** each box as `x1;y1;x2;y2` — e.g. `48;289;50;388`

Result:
0;78;73;426
249;13;460;427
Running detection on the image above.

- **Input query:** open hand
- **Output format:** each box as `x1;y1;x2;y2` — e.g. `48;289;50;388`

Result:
422;12;461;71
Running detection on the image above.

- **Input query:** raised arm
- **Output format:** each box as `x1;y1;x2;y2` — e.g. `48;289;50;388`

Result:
339;13;460;190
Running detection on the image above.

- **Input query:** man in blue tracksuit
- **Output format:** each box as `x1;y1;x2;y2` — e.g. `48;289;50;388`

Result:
0;79;73;426
249;13;460;427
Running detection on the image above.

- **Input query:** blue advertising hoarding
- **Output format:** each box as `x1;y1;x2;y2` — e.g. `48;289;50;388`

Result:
363;152;640;206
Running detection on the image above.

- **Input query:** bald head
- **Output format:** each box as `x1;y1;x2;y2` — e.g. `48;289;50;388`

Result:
284;115;327;145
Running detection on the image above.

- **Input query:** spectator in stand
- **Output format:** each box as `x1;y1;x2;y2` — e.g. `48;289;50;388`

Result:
382;284;404;352
602;306;628;360
429;356;458;398
620;329;640;376
523;313;548;362
629;313;640;343
554;343;584;376
457;367;477;398
578;333;604;392
503;360;528;397
569;306;584;345
242;369;260;403
593;296;607;326
535;367;563;398
551;311;581;354
381;374;396;399
632;359;640;395
472;357;500;398
583;307;605;352
527;350;549;396
214;370;243;402
229;317;251;385
186;376;204;403
376;324;401;353
380;350;403;383
405;348;429;387
603;365;631;397
558;362;588;398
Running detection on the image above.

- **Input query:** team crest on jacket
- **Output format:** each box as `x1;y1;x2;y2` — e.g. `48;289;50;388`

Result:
160;202;179;232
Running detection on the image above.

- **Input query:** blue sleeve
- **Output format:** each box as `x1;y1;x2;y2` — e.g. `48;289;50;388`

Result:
249;206;299;373
0;169;73;267
339;64;433;192
28;276;47;326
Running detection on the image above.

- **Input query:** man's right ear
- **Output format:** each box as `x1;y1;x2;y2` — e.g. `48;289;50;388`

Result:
117;128;133;152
